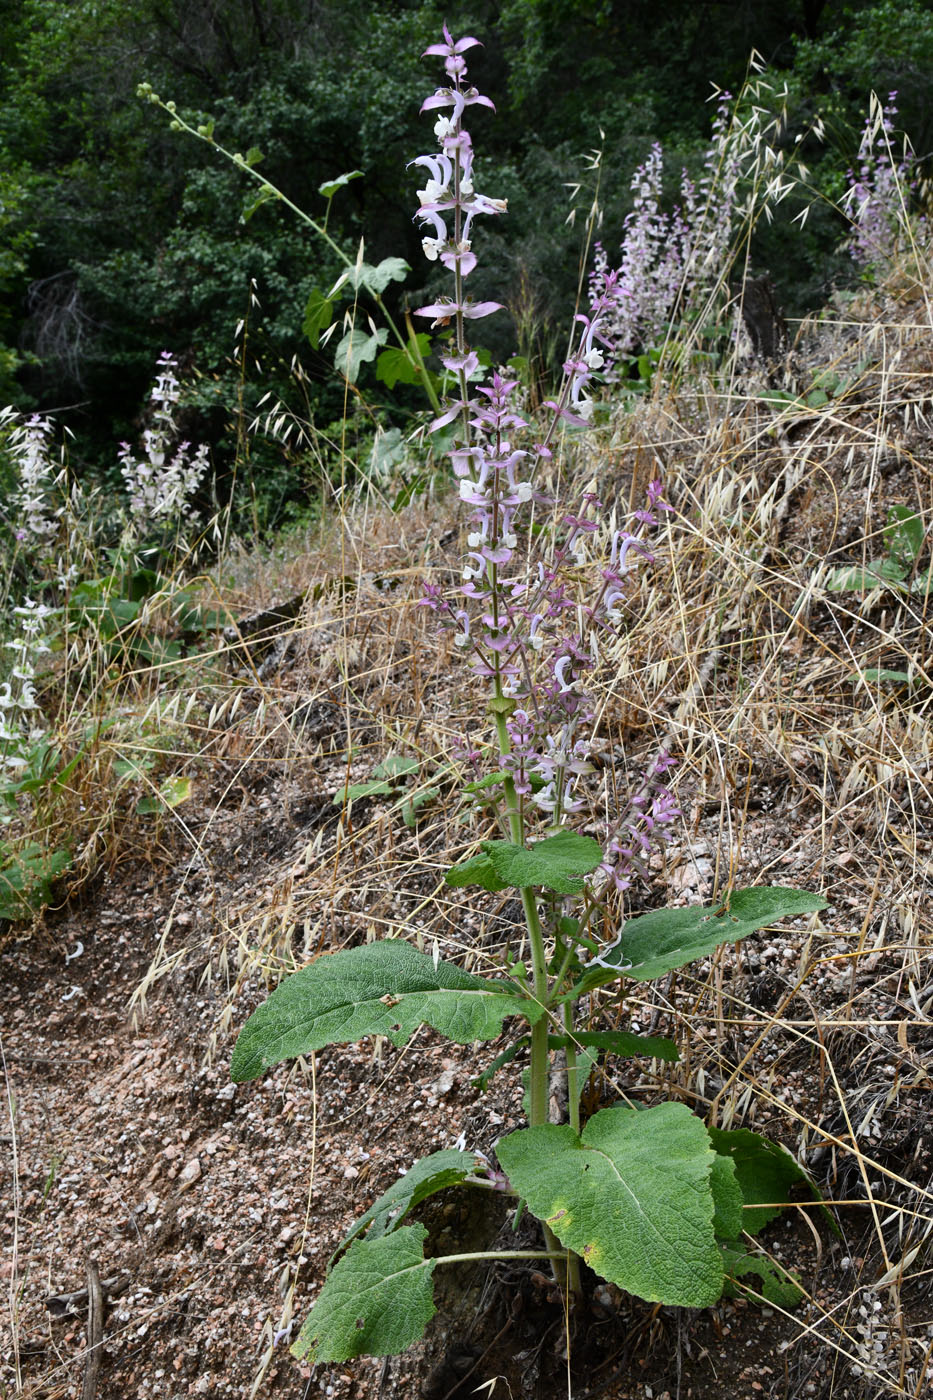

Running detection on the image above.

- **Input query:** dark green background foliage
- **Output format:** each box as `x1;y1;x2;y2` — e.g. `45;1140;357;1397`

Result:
1;0;931;520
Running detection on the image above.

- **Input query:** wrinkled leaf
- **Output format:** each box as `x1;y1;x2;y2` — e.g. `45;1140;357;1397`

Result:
710;1152;744;1240
445;851;509;892
707;1127;827;1234
487;832;603;894
337;1150;480;1256
292;1225;436;1363
497;1103;723;1306
586;886;827;983
231;940;540;1081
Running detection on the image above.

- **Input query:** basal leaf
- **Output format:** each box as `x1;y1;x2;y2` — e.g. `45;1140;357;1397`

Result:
230;940;539;1081
483;831;604;894
710;1152;744;1240
853;668;913;685
336;1150;481;1256
587;886;827;982
332;780;395;805
136;775;192;815
707;1127;826;1234
292;1225;436;1363
497;1103;723;1306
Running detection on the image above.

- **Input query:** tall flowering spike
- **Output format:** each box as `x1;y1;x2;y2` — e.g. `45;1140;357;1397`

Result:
118;352;208;530
412;26;676;898
413;27;504;312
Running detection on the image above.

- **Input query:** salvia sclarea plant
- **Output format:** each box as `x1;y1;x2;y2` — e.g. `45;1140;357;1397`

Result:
589;95;740;371
117;351;210;533
231;27;828;1369
842;93;916;269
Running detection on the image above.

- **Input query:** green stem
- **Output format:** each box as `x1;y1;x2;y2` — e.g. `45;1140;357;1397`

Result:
563;1002;581;1137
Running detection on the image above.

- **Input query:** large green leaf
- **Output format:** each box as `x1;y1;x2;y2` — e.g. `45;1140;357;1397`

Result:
447;831;603;895
586;887;827;983
707;1127;825;1235
496;1103;723;1306
231;940;539;1082
336;1149;481;1256
710;1152;744;1240
292;1225;436;1363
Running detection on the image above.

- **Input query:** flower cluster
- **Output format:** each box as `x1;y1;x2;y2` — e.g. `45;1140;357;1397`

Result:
843;95;913;268
589;96;741;369
9;415;59;560
413;28;678;859
118;351;209;530
0;599;54;785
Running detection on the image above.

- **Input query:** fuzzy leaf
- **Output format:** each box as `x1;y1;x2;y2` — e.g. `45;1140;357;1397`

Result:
496;1103;723;1306
231;940;539;1081
587;887;827;982
337;1150;481;1255
483;832;604;894
444;851;509;892
710;1152;744;1240
292;1225;436;1363
707;1127;825;1234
